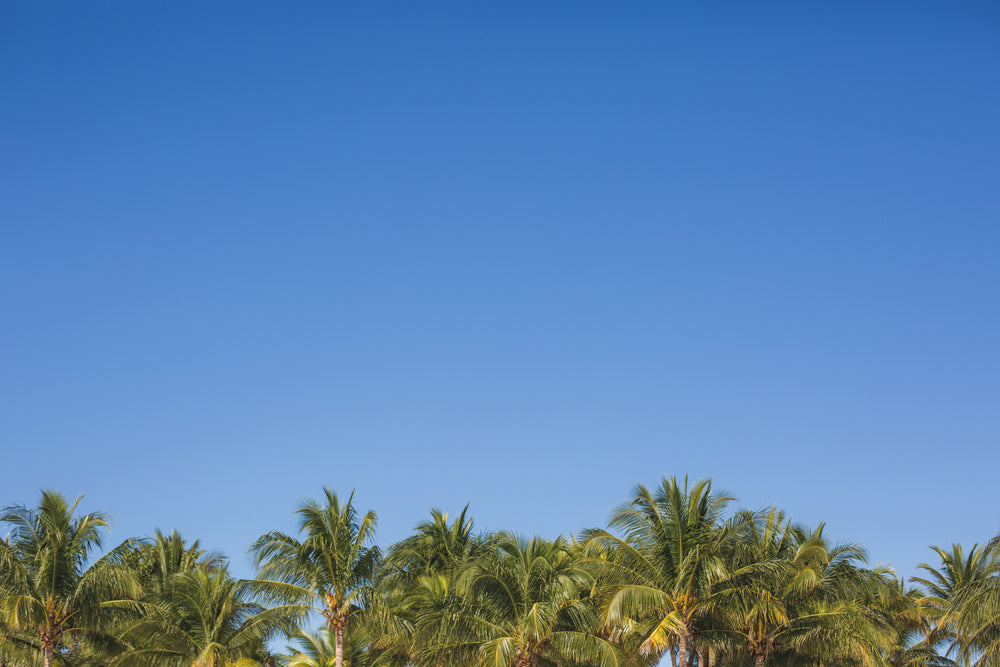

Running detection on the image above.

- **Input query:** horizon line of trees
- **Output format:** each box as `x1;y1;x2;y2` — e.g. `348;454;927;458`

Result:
2;478;999;667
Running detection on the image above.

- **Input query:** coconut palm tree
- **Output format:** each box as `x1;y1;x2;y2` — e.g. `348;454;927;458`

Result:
0;491;142;667
129;530;224;594
413;533;620;667
932;537;1000;667
913;543;1000;666
378;506;488;667
279;628;339;667
383;506;482;585
875;576;951;667
710;509;891;667
278;626;376;667
250;489;382;667
952;578;1000;667
113;566;295;667
582;477;735;667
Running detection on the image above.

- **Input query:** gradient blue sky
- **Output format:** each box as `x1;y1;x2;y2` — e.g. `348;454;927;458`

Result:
2;2;998;580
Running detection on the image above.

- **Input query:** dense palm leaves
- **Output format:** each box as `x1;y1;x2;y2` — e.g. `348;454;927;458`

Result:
2;480;998;667
952;569;1000;667
382;506;482;586
115;566;295;667
583;477;733;667
279;629;340;667
711;509;893;667
378;507;487;667
414;533;620;667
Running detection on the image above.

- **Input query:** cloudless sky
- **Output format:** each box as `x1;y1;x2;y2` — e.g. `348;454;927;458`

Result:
2;2;999;581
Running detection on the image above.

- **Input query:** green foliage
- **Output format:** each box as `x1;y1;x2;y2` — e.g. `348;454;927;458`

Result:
408;532;620;667
1;479;997;667
113;565;295;667
913;542;1000;667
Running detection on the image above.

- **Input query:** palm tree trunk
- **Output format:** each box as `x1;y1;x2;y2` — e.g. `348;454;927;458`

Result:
334;624;345;667
42;641;55;667
670;646;678;667
678;634;688;667
754;653;765;667
697;646;708;667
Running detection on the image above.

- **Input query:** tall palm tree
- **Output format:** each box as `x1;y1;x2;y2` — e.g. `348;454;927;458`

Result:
913;543;1000;666
414;533;620;667
583;477;735;667
0;491;141;667
250;489;382;667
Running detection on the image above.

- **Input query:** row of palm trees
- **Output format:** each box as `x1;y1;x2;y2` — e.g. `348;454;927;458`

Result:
1;479;998;667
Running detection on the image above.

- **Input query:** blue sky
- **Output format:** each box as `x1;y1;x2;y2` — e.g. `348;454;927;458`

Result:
2;2;998;581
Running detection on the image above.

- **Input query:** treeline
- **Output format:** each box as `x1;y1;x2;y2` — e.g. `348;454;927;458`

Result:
1;478;999;667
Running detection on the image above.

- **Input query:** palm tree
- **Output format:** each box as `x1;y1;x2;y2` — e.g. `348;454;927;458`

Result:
0;491;141;667
926;537;1000;667
278;626;375;667
114;566;295;667
913;543;1000;666
710;508;891;667
952;577;1000;667
383;506;482;585
129;530;224;592
876;576;951;667
583;477;735;667
250;489;382;667
414;533;620;667
379;506;487;667
279;629;339;667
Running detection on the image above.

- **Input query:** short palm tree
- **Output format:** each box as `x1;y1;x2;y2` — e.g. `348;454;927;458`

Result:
0;491;141;667
278;626;374;667
279;628;339;667
250;489;382;667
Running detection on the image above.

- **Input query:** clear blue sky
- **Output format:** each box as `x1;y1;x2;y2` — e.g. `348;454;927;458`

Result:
2;2;998;581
